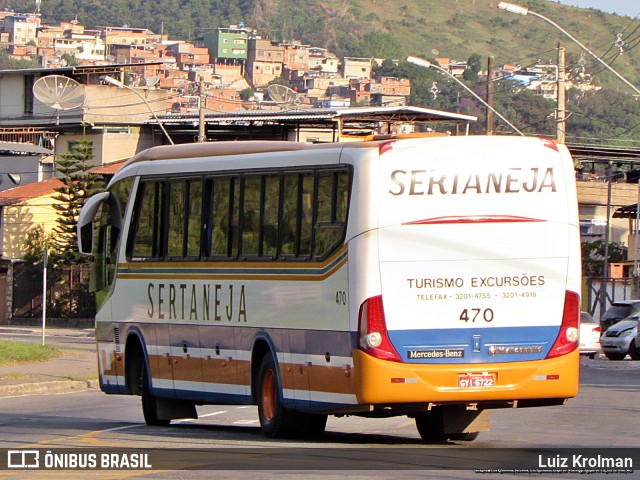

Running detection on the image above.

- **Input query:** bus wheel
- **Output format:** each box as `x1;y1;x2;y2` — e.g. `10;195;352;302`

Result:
256;355;300;438
449;432;480;442
300;413;328;438
414;411;447;442
141;365;170;427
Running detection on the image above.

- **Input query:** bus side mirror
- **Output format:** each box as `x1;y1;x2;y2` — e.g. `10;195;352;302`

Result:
80;223;93;254
78;192;110;255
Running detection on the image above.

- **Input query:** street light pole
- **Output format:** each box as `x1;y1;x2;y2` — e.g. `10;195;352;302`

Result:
497;2;640;97
557;43;566;144
101;76;175;145
406;56;524;136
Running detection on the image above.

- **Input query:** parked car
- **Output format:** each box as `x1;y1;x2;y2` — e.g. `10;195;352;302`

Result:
600;300;640;332
579;312;601;359
600;316;640;361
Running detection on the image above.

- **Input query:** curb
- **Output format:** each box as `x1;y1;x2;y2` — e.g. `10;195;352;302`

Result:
0;379;99;397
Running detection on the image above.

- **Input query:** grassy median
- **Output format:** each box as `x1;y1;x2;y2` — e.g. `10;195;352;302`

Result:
0;340;61;365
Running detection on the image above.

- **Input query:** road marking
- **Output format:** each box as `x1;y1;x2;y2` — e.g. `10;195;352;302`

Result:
174;410;227;423
233;419;259;425
582;383;640;388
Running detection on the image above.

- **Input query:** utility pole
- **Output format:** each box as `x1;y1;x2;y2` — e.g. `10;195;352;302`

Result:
486;56;495;135
557;43;566;144
197;78;206;143
600;162;612;320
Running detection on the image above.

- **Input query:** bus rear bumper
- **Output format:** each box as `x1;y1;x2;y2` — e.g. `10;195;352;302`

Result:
352;349;579;407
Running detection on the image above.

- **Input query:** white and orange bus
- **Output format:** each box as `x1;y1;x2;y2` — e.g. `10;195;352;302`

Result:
78;135;581;441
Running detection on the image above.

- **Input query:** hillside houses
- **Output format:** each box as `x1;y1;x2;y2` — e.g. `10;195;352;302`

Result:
0;12;417;113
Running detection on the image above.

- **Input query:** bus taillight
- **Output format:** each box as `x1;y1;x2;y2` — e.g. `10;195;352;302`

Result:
545;291;580;359
358;295;402;362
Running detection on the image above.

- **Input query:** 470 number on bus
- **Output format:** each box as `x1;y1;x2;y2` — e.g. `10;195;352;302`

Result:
459;308;494;323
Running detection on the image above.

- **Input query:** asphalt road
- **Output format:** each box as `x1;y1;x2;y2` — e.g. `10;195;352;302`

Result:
1;357;638;479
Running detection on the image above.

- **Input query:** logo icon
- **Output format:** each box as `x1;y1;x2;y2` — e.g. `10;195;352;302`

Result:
7;450;40;469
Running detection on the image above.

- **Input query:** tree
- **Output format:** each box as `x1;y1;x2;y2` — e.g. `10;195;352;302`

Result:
21;224;53;264
462;53;482;83
582;240;628;277
61;52;80;66
51;140;103;265
239;87;254;101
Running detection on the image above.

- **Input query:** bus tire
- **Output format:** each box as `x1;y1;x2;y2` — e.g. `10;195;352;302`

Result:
414;411;447;442
256;354;301;438
449;432;480;442
141;364;170;427
298;412;328;439
415;411;480;442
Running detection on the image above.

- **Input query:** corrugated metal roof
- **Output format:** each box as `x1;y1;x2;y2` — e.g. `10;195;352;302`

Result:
0;142;53;154
0;62;164;76
156;106;477;125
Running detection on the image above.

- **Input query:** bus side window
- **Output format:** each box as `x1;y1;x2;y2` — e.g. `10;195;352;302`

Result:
281;173;298;256
166;179;203;259
208;176;239;258
167;180;186;258
313;170;350;259
299;173;314;258
262;175;279;257
335;171;350;224
130;181;165;259
186;180;202;257
242;175;261;257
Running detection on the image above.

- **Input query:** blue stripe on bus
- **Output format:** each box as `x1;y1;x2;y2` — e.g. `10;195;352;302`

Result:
389;326;560;363
152;387;253;405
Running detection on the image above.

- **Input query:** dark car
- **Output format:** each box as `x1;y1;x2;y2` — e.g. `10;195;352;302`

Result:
600;300;640;332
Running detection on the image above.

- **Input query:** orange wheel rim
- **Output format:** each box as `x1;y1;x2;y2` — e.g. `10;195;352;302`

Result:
261;369;276;421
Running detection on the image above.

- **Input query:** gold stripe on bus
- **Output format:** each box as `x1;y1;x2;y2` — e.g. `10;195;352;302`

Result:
116;245;348;271
117;257;347;282
119;267;345;283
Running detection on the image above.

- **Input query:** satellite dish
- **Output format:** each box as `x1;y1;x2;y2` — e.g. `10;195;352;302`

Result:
266;84;301;110
431;49;439;55
8;173;21;185
33;75;85;110
33;75;85;125
144;75;160;88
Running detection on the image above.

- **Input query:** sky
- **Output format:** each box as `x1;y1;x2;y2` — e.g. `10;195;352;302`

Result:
555;1;640;18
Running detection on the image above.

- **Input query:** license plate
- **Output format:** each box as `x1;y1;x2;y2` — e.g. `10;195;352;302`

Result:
600;340;612;347
458;374;495;388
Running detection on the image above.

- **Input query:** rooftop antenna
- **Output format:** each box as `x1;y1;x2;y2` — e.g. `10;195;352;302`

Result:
266;84;301;110
33;75;86;125
35;0;41;15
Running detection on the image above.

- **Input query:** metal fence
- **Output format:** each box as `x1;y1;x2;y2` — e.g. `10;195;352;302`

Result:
12;262;95;319
585;277;635;319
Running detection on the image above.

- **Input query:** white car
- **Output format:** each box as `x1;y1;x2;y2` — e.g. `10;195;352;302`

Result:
579;312;601;359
